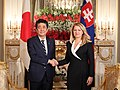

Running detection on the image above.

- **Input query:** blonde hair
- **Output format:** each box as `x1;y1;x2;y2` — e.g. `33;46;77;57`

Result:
70;23;91;46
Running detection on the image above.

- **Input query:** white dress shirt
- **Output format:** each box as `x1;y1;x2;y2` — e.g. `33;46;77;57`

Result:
38;36;48;55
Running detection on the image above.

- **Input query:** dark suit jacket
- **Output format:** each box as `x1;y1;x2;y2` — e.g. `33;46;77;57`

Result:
27;36;56;82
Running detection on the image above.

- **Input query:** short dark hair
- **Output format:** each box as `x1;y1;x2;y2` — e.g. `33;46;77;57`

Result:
35;19;48;29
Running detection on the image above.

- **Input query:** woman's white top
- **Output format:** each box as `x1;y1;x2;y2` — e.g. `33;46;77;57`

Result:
71;40;82;60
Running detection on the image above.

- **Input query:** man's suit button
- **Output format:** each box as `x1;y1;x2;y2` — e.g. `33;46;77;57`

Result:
44;67;46;69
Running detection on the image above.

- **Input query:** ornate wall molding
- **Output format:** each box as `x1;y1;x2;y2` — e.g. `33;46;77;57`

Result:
0;62;8;90
5;39;20;61
5;39;24;89
5;39;20;46
95;40;114;62
98;48;112;61
94;40;115;88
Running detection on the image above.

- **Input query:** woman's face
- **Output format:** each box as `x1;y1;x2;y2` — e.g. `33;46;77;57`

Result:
73;25;83;39
36;23;48;37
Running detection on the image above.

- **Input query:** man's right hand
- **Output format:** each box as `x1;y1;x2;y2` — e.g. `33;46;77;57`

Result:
48;59;58;67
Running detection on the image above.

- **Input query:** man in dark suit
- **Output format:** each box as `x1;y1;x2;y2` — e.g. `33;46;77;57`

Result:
27;19;58;90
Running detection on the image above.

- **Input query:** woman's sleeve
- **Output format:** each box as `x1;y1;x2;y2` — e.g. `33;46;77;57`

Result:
58;41;70;66
87;42;95;77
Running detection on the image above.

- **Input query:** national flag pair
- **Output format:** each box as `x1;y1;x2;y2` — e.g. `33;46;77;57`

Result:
20;0;95;70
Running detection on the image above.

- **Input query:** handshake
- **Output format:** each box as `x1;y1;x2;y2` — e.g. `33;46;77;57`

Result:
48;59;58;67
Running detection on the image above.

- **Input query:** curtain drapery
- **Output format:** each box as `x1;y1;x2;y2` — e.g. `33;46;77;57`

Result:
30;0;44;22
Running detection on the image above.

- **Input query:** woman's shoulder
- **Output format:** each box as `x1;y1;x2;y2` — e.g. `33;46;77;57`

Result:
86;42;93;45
66;40;72;45
81;42;93;47
85;42;93;46
85;42;93;49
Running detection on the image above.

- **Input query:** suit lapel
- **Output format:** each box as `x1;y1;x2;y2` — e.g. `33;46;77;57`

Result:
35;36;51;56
35;36;44;50
35;36;44;54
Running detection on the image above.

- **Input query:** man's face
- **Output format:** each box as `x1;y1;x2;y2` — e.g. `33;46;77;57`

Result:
36;23;48;37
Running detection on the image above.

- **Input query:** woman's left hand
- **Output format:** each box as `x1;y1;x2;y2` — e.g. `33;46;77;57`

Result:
86;76;93;86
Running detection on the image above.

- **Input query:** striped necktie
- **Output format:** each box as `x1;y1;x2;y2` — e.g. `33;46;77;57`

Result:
41;40;46;55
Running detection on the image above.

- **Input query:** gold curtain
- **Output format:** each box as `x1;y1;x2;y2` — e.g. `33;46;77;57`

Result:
30;0;44;22
30;0;36;22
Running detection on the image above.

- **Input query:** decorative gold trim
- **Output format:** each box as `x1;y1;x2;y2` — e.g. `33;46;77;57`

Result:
5;39;20;46
97;64;120;90
4;63;26;90
0;62;25;90
0;62;6;70
95;40;115;46
98;48;112;61
7;47;20;60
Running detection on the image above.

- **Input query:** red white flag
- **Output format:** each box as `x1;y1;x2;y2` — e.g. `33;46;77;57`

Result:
20;0;31;70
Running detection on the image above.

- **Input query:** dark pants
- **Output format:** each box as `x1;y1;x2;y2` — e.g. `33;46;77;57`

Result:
30;73;53;90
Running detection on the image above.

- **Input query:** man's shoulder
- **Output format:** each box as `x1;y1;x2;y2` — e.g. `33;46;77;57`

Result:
46;37;55;41
27;35;38;42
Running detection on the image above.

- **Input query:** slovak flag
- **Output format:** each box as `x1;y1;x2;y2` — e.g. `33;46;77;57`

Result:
80;0;94;44
20;0;31;70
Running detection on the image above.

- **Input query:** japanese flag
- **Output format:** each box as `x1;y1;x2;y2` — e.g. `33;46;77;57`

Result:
20;0;31;70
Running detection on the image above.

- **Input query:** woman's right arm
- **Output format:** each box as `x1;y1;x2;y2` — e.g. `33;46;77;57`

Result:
58;42;70;66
